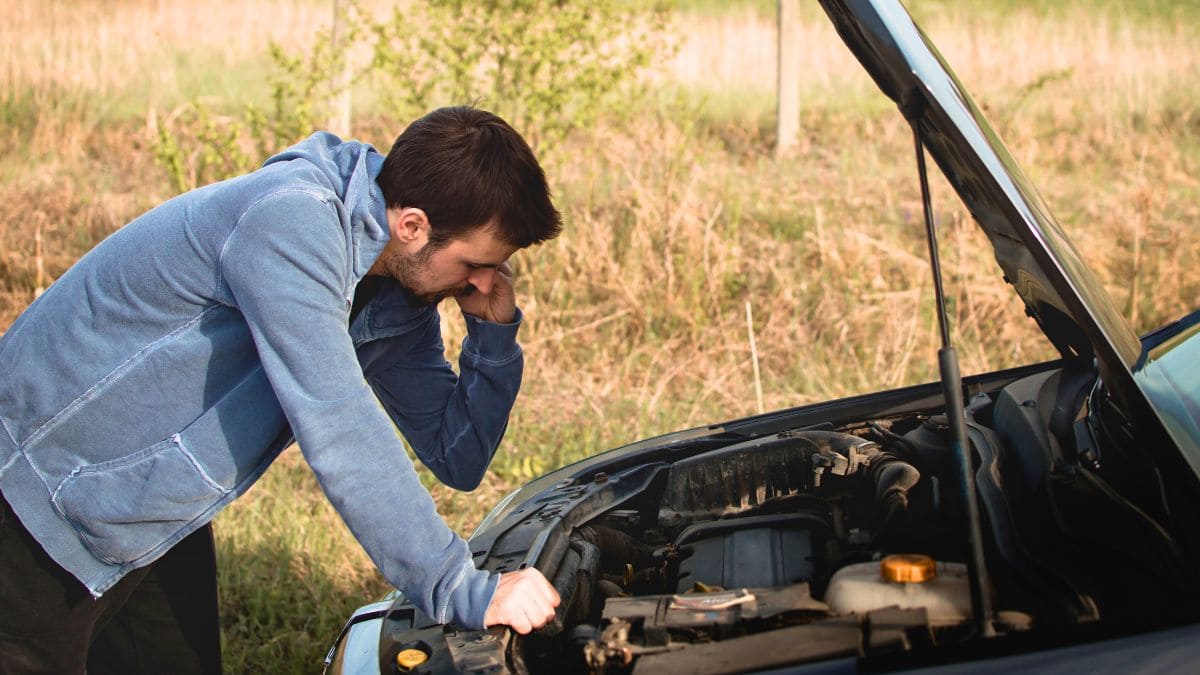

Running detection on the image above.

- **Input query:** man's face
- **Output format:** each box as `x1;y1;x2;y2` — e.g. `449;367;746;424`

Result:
375;223;518;306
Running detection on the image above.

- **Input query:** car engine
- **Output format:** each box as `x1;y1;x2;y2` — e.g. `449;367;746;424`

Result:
511;420;977;674
367;367;1193;674
503;371;1189;674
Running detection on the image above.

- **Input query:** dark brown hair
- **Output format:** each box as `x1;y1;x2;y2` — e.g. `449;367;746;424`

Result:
377;106;562;248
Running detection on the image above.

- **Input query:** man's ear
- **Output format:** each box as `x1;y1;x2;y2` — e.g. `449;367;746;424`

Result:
387;207;430;249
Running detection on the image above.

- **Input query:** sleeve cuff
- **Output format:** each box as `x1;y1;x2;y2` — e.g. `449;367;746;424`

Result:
450;567;501;630
462;307;523;364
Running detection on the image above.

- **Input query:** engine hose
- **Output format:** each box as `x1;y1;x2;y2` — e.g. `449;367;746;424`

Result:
575;525;656;573
537;538;600;637
783;430;882;487
869;453;921;531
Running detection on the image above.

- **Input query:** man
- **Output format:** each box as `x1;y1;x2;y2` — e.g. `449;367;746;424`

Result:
0;106;561;673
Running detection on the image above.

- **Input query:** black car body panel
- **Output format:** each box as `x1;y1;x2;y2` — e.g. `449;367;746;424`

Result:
325;1;1200;673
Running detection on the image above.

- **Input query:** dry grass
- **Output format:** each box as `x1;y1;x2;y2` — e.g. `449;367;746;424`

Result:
0;0;330;96
1;1;1198;670
670;4;1200;110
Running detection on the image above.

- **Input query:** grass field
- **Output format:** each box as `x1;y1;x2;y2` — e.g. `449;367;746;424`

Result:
2;0;1198;671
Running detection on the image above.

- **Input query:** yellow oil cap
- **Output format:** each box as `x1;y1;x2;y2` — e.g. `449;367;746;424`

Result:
396;647;429;670
880;554;937;583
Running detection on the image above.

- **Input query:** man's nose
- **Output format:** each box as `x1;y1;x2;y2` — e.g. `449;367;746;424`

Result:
468;268;496;295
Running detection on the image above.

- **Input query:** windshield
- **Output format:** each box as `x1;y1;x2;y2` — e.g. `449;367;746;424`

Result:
1133;312;1200;473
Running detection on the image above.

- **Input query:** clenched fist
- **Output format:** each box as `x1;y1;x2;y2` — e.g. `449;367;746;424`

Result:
483;567;560;634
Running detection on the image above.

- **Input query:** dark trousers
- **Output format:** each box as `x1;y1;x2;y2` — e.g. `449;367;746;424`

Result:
0;493;222;674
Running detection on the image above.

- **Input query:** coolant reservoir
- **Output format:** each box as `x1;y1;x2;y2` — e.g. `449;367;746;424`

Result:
824;554;970;626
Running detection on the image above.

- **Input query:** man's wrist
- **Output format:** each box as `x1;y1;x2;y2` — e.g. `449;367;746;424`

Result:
462;307;523;363
463;308;515;324
464;306;520;327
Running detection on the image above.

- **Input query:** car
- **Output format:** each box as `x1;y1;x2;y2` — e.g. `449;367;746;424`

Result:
324;0;1200;673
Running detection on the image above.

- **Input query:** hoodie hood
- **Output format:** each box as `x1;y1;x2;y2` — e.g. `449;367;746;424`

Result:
263;132;391;280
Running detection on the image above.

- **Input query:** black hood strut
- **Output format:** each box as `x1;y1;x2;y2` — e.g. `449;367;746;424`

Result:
903;91;997;639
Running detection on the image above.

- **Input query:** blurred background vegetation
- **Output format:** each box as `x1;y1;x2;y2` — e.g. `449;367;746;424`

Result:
2;0;1198;670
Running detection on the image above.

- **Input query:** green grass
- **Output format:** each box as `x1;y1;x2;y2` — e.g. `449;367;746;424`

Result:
215;450;391;673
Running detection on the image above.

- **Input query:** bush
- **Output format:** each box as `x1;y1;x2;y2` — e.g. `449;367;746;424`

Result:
370;0;673;155
155;0;674;192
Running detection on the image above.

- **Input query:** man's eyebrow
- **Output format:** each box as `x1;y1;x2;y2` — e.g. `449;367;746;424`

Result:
464;260;502;268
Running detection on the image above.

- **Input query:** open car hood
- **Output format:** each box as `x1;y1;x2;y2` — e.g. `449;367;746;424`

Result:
819;0;1143;393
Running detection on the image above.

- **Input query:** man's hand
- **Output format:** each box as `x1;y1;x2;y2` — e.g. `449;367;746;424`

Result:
483;568;560;634
455;262;516;324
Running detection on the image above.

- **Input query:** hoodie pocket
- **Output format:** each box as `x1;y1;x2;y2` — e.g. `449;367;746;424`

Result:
52;435;227;566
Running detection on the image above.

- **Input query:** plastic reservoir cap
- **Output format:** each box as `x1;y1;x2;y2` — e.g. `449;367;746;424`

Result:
396;647;429;670
880;554;937;583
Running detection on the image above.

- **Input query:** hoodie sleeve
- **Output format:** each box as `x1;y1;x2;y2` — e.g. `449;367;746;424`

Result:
361;308;523;492
219;190;497;628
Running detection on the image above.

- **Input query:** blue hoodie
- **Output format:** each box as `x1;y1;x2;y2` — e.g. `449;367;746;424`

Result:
0;132;517;629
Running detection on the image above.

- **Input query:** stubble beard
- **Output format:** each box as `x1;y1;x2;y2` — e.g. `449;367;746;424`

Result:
383;242;455;307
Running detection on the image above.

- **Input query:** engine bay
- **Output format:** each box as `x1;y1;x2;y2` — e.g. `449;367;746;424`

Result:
516;418;980;674
514;370;1191;673
370;365;1195;674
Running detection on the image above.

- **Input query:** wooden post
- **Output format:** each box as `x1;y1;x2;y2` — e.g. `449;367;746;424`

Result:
775;0;800;158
